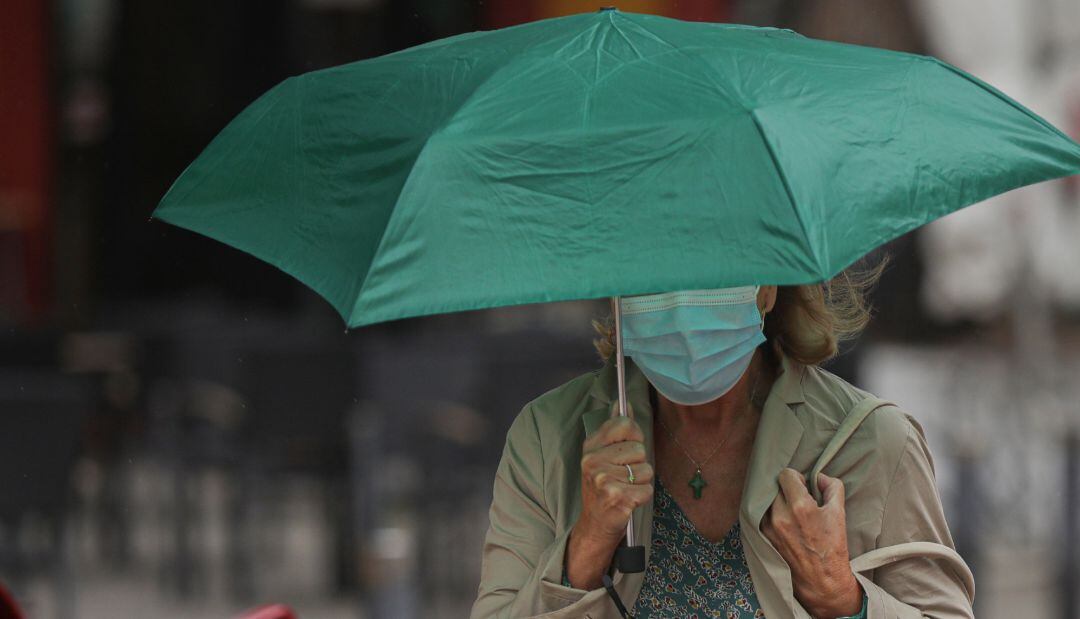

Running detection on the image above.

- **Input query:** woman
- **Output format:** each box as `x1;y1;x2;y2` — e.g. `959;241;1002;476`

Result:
469;271;975;618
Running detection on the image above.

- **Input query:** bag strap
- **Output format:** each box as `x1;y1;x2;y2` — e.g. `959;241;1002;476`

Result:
809;396;976;597
809;396;894;504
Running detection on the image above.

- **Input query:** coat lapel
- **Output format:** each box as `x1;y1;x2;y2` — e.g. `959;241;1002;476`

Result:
583;347;809;617
740;349;809;617
742;350;807;527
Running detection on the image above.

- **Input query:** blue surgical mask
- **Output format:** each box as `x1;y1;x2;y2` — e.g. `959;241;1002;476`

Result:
619;287;766;406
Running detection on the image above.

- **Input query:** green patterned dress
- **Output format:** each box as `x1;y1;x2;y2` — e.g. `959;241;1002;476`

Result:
629;477;765;618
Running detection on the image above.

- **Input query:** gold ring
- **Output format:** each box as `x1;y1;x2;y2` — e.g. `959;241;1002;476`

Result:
625;463;636;484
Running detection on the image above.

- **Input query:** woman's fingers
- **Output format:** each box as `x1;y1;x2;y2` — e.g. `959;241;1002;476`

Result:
581;440;647;475
778;467;814;508
584;461;654;489
818;473;846;511
584;414;644;451
603;416;644;445
591;465;654;512
584;460;654;497
764;484;793;537
599;439;648;465
600;461;654;485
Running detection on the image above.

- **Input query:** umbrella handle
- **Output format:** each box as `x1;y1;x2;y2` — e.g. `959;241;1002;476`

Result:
612;296;646;574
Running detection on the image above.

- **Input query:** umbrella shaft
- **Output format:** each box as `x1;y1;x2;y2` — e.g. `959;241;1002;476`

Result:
612;296;635;546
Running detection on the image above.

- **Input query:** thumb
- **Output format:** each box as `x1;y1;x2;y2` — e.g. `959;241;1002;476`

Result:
609;400;635;417
818;473;845;509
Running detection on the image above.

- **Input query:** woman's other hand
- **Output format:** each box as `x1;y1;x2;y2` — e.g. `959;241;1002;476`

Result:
762;468;863;618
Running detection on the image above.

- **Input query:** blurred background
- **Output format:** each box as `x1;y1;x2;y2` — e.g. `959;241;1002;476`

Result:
2;0;1080;617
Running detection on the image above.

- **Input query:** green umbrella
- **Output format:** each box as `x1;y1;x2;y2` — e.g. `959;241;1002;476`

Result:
152;8;1080;583
154;8;1080;329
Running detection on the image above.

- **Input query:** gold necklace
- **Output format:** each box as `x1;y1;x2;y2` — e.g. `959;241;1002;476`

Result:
653;368;761;500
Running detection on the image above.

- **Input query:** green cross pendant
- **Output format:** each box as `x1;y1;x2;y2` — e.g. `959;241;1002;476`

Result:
688;468;707;499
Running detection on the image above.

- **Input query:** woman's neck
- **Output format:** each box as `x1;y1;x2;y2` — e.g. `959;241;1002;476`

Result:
654;346;774;435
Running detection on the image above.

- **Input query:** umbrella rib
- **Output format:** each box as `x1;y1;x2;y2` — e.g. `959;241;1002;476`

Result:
749;109;825;279
345;134;437;326
346;55;547;324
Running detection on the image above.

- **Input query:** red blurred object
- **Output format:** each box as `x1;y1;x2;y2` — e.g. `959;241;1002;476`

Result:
483;0;532;28
0;581;24;619
482;0;730;28
236;604;297;619
671;0;731;22
0;0;53;322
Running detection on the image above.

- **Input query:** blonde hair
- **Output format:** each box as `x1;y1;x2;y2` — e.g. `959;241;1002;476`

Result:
591;255;890;366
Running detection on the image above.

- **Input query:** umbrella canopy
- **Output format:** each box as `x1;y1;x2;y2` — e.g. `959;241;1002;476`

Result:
153;8;1080;328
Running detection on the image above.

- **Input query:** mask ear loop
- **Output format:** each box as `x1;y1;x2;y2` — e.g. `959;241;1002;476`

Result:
753;285;766;333
758;290;767;333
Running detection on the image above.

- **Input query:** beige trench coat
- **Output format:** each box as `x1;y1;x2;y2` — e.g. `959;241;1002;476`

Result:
470;349;975;618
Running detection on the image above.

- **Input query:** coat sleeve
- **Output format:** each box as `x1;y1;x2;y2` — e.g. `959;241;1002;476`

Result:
468;404;599;618
855;413;975;619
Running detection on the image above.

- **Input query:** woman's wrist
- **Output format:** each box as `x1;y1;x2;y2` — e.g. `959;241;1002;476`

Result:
564;517;621;590
803;574;863;618
836;591;868;619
